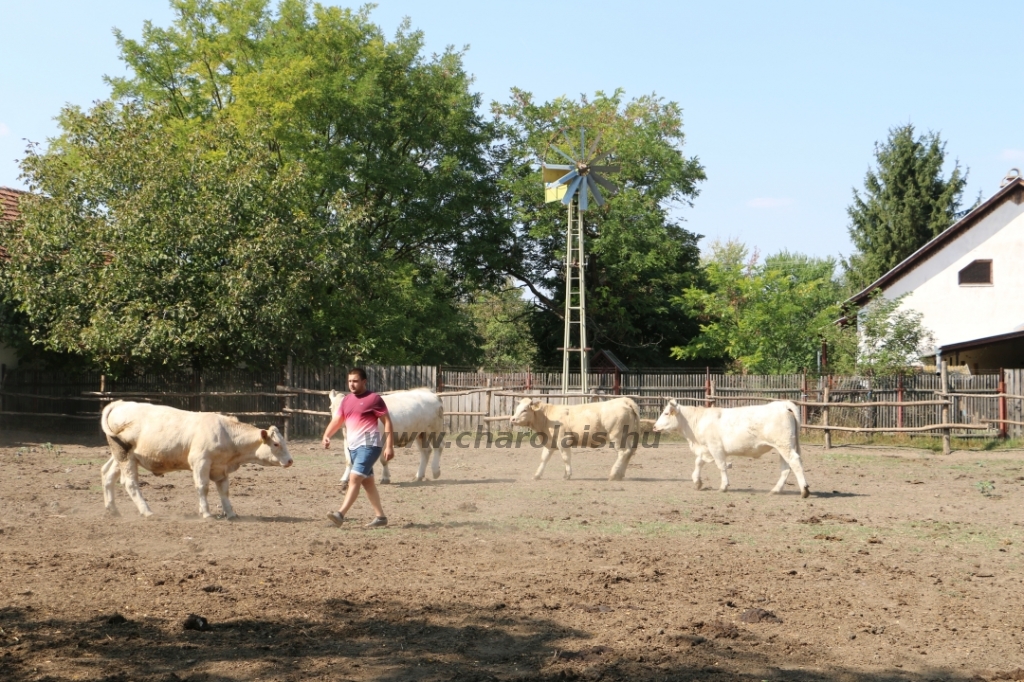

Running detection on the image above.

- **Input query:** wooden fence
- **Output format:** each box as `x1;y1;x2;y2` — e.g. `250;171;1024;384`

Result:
3;364;1023;444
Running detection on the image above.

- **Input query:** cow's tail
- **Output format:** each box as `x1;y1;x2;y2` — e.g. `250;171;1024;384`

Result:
627;399;642;449
781;400;802;450
101;401;132;462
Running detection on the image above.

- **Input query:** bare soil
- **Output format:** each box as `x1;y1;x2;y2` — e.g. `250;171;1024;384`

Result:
1;429;1024;681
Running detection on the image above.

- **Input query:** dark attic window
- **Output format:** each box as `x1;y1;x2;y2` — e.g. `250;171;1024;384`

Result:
958;259;992;285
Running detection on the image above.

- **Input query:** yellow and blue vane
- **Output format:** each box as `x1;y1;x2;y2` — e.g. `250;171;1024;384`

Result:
542;129;619;209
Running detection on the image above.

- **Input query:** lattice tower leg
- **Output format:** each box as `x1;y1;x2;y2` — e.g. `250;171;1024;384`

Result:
561;198;589;394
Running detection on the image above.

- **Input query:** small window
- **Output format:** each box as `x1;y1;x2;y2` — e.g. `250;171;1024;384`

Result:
958;260;992;285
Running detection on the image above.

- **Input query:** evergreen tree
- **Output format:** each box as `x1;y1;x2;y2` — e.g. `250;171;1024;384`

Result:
845;124;968;291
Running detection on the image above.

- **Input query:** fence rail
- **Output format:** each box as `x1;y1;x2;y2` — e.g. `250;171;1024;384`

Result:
2;364;1022;443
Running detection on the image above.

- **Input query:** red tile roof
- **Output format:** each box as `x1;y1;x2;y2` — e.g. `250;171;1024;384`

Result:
0;186;28;261
0;186;26;223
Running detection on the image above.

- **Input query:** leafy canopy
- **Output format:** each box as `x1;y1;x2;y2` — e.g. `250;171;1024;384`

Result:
671;240;842;374
4;0;502;370
823;294;935;376
491;89;706;366
845;124;969;292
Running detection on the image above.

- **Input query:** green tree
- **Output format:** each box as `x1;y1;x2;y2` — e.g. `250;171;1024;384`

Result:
464;281;538;370
671;240;843;374
5;0;502;370
823;294;934;376
491;89;706;366
845;124;969;291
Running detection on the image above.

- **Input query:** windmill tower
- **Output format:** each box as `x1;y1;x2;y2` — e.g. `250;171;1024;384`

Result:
542;130;618;393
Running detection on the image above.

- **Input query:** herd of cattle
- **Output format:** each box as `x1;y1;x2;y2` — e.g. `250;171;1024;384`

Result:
98;389;810;518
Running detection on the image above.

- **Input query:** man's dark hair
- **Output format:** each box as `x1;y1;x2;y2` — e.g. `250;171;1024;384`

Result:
348;367;368;380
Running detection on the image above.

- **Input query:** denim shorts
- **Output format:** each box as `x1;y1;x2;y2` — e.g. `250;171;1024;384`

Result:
348;445;382;478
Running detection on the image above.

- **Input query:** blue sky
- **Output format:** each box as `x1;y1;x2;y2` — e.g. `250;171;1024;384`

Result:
2;0;1022;262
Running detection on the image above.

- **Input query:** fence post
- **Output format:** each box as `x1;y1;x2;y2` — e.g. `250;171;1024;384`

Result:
800;373;807;434
897;374;904;430
484;378;492;433
823;382;831;450
999;368;1008;440
941;361;951;455
283;356;293;440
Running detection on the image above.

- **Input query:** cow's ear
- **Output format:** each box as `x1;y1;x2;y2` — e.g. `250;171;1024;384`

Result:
260;429;270;443
530;398;543;411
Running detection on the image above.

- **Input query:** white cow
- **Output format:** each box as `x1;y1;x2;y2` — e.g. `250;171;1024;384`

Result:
100;400;293;518
329;388;444;483
653;399;810;497
510;397;642;481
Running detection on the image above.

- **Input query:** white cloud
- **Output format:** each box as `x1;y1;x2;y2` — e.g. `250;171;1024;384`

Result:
1000;149;1024;161
0;122;9;137
746;197;793;209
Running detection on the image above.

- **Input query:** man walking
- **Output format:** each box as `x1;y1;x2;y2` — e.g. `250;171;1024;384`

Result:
323;368;395;528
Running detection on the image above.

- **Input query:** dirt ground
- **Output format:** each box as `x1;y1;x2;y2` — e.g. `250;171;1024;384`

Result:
1;428;1024;682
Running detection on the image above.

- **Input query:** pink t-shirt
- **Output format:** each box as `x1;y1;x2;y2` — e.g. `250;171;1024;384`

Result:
337;391;389;449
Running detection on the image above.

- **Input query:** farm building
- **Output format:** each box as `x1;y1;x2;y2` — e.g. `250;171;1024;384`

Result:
846;172;1024;373
0;186;27;369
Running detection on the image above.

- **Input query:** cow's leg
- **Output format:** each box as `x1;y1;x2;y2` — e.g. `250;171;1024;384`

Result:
190;458;214;519
119;459;154;517
429;436;442;480
607;434;636;481
691;447;706;490
101;456;120;516
213;476;236;519
339;449;354;490
534;446;555;480
559;447;573;480
412;435;429;482
708;447;730;492
776;445;810;498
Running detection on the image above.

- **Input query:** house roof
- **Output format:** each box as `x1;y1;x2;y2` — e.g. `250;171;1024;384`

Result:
939;329;1024;354
590;349;629;373
0;186;28;262
847;176;1024;307
0;186;26;223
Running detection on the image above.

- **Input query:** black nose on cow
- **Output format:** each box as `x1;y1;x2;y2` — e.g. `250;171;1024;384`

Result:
283;460;294;468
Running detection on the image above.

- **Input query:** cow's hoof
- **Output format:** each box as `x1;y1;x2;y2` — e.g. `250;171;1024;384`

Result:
226;514;239;521
533;474;542;481
432;470;441;480
105;507;120;517
693;480;703;491
380;479;392;485
609;472;625;481
801;486;811;499
769;488;781;495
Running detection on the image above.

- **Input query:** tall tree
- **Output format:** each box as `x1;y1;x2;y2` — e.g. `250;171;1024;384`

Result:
4;0;502;370
491;89;706;366
671;241;843;374
845;124;968;291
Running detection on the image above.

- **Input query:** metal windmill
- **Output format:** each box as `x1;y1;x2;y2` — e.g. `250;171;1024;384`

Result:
542;129;618;393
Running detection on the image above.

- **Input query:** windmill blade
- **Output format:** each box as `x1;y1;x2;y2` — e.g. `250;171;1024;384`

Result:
561;176;584;205
547;169;579;188
590;151;609;165
591;172;618;194
551;145;576;164
587;132;602;161
586;175;606;206
579;179;589;211
542;163;574;171
591;164;621;174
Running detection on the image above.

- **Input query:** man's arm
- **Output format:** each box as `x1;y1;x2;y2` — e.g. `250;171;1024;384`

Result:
322;413;344;449
381;412;395;462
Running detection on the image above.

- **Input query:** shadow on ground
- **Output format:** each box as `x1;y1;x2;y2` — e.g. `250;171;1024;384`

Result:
0;600;998;682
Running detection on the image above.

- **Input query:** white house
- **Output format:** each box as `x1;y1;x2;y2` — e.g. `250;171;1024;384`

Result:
846;172;1024;373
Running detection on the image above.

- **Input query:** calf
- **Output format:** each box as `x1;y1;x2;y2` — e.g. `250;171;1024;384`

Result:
653;399;810;497
100;400;293;518
510;397;642;480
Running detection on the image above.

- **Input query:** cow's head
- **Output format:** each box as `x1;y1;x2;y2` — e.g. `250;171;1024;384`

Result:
652;399;683;433
256;425;293;468
510;397;543;427
328;389;343;418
